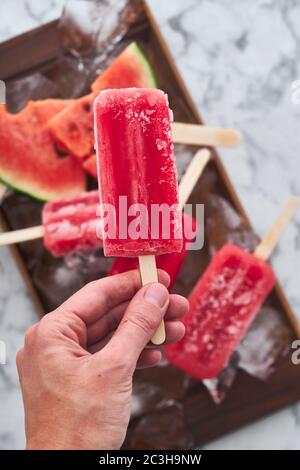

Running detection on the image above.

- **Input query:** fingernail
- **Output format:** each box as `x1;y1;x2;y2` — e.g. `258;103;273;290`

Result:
144;283;169;308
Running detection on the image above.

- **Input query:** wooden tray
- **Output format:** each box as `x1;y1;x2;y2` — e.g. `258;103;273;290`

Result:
0;1;299;449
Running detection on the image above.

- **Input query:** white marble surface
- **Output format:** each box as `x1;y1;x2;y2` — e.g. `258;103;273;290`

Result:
0;0;300;450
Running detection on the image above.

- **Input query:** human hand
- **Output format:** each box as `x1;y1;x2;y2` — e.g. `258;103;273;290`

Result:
17;269;188;450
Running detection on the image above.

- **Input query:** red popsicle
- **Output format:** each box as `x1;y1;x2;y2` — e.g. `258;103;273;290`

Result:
94;88;182;257
43;190;102;257
164;244;276;379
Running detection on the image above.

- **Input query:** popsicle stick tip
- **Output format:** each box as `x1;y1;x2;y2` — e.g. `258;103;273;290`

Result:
151;325;166;345
172;122;242;148
216;128;242;147
288;195;300;209
254;195;300;261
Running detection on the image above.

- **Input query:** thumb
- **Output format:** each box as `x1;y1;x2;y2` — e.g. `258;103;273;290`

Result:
102;283;169;368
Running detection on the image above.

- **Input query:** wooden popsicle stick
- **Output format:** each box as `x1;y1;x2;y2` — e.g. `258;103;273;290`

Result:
139;255;166;345
172;122;242;148
178;148;210;210
254;196;300;261
0;225;44;246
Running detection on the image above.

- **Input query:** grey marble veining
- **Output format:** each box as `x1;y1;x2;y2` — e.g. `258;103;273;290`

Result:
0;0;299;450
0;0;66;41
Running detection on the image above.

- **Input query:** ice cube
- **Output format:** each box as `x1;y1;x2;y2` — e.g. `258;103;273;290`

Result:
203;352;239;404
237;307;292;380
206;194;260;254
135;360;190;401
0;192;43;271
128;401;195;450
59;0;143;55
131;382;163;419
6;74;56;113
33;250;112;311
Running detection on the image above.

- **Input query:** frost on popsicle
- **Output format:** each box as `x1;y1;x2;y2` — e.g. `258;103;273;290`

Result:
43;190;102;257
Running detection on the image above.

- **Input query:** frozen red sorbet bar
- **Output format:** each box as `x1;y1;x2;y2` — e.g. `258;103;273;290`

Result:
43;190;102;257
164;244;276;379
94;88;182;257
109;213;197;288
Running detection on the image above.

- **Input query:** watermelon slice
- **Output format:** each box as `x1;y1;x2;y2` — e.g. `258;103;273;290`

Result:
0;100;86;201
47;42;157;162
82;153;97;179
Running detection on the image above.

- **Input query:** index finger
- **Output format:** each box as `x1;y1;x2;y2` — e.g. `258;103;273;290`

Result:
56;269;170;325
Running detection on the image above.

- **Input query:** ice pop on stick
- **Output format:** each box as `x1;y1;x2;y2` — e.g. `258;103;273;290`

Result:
94;88;183;344
0;190;102;257
94;88;182;257
165;196;300;379
43;191;102;257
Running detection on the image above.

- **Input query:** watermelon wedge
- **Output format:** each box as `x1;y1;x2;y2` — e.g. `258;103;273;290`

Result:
0;100;86;201
82;153;97;179
47;42;157;162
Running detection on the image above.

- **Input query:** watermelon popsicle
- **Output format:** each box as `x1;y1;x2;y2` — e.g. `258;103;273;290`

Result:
42;190;102;257
94;88;183;344
0;190;103;257
108;148;211;286
165;244;276;379
165;196;300;379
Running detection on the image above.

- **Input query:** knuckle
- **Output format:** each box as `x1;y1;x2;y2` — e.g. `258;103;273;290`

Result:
16;348;24;369
129;315;155;336
127;302;161;335
60;310;87;345
86;279;99;292
24;316;53;349
128;313;158;335
24;324;38;348
35;317;52;343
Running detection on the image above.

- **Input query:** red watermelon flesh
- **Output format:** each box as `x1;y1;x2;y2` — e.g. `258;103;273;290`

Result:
0;100;86;201
82;153;97;179
47;42;157;162
19;99;73;122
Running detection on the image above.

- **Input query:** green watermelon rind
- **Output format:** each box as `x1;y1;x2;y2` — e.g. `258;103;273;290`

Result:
0;174;84;202
129;42;158;88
